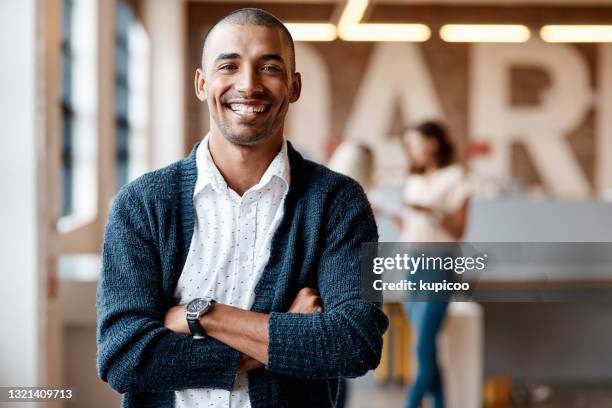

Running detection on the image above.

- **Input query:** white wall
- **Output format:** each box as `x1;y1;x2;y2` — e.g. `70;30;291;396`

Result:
144;0;186;169
0;0;42;390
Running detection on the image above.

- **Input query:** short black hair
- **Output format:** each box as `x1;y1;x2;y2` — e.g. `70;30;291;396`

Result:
202;8;296;74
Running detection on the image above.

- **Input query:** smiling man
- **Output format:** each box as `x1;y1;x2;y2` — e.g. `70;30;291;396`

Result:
97;8;388;408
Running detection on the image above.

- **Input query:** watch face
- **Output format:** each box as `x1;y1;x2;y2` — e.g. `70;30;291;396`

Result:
186;298;208;314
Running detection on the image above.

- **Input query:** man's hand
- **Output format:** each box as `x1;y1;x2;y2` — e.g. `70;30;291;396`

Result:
237;353;263;373
288;287;323;313
164;304;189;334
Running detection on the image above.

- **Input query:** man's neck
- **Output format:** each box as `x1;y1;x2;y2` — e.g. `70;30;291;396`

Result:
208;131;284;196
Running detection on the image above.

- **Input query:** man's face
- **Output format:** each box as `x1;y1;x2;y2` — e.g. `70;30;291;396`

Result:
197;24;301;147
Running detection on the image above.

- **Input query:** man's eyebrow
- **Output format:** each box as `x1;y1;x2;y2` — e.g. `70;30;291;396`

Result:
214;53;240;63
259;54;285;65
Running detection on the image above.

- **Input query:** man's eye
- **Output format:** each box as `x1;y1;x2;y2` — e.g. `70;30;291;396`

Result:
262;65;281;73
219;64;236;71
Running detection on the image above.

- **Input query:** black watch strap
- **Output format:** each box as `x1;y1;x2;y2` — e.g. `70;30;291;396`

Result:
187;317;206;338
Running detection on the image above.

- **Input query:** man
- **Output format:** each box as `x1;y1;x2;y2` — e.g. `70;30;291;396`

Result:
97;8;388;408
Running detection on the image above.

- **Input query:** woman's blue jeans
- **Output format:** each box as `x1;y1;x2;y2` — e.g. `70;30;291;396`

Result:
403;301;449;408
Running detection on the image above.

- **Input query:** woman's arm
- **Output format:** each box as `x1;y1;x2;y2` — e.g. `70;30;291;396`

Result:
438;197;470;240
405;197;470;241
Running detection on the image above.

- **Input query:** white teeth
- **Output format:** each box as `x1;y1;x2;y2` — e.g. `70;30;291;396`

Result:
229;104;267;114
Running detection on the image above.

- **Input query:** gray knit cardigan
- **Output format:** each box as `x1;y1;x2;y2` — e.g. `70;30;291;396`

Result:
96;142;388;407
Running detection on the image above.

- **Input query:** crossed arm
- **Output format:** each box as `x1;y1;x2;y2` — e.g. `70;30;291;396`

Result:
164;288;322;372
97;183;387;393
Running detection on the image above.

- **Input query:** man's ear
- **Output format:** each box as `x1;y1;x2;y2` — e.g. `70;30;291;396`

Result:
289;72;302;103
194;68;207;101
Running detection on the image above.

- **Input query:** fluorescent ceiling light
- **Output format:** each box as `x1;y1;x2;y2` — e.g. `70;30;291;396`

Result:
541;25;612;43
339;0;369;27
338;0;431;42
440;24;530;43
339;23;431;42
285;23;337;41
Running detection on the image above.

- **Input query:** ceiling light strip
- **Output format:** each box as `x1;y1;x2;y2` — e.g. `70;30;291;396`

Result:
337;0;431;42
440;24;530;43
339;0;369;27
285;23;338;42
339;23;431;42
541;25;612;43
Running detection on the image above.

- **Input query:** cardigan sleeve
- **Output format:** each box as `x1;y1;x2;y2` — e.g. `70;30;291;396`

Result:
266;182;389;379
96;186;239;393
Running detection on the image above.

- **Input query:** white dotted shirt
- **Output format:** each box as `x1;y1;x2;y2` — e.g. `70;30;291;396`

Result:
174;134;290;408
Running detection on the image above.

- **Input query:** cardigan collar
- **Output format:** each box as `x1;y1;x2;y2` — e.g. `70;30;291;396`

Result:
193;134;291;198
180;139;304;199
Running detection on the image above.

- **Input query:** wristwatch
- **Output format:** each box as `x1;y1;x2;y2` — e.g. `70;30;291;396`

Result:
185;297;215;339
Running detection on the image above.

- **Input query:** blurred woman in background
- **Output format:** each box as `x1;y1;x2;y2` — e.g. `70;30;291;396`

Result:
401;121;470;243
401;121;471;408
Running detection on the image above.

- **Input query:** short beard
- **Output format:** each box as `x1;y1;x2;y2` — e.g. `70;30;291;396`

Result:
219;126;276;147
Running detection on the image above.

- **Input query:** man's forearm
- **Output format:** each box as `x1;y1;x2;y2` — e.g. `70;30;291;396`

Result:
163;287;322;366
201;304;270;364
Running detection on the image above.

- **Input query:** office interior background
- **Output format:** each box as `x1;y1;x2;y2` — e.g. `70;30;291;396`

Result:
2;0;612;407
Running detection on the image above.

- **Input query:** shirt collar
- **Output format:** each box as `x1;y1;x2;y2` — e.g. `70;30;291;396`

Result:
194;133;290;197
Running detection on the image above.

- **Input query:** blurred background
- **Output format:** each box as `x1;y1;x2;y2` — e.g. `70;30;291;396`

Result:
2;0;612;407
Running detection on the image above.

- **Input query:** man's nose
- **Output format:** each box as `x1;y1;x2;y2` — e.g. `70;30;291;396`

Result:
235;67;263;96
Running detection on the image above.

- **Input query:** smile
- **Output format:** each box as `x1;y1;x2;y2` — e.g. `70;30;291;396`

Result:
230;103;268;113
